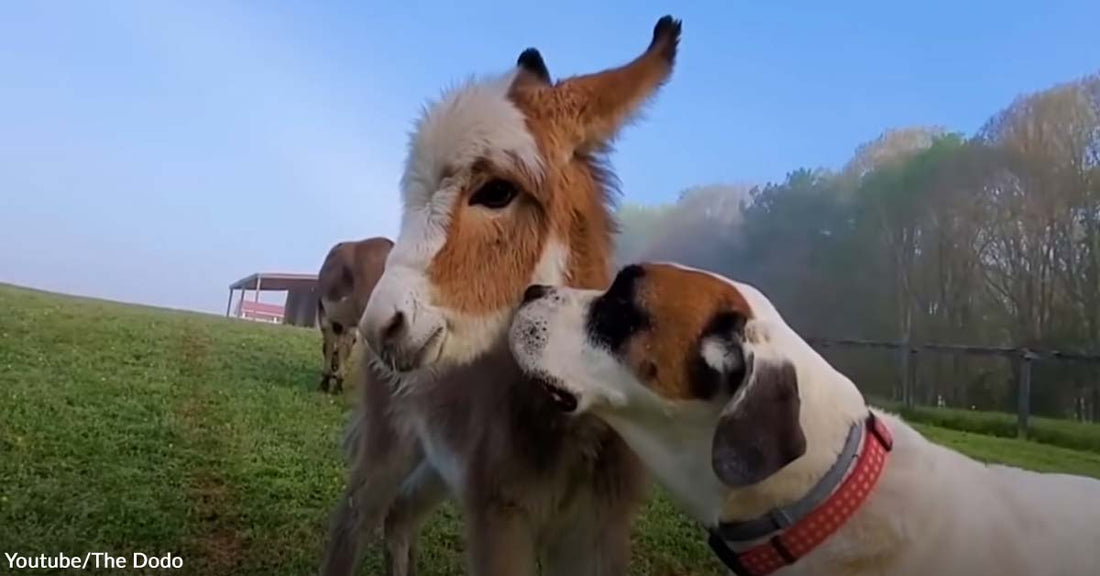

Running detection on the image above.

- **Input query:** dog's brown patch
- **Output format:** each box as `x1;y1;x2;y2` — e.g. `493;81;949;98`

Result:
626;263;753;400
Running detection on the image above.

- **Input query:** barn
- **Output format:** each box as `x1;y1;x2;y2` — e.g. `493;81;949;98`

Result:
226;272;319;327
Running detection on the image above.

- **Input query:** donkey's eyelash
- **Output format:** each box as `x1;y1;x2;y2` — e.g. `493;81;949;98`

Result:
468;179;519;209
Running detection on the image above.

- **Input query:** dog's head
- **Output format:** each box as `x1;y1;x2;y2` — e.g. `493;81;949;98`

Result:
510;262;816;487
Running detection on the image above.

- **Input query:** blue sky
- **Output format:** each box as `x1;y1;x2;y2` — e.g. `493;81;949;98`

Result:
2;1;1097;314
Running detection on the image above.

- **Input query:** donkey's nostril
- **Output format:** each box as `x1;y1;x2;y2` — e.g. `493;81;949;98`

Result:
523;284;550;304
382;311;406;344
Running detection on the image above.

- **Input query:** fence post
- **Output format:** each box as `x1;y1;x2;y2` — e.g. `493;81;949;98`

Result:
1017;349;1033;439
907;347;919;408
898;344;910;407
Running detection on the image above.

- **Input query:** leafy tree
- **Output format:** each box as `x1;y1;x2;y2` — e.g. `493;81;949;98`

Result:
612;71;1100;420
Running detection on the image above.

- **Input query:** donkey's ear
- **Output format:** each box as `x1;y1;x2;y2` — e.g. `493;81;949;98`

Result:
555;15;681;151
711;359;806;487
516;48;552;85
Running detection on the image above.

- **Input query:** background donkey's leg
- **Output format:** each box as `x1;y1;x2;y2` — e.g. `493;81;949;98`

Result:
319;328;336;392
331;331;355;393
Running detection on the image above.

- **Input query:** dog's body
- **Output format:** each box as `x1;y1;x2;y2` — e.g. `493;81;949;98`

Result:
316;236;393;393
510;262;1100;576
321;17;684;576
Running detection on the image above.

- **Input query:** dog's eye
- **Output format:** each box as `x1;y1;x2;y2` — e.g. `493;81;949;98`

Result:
469;179;519;209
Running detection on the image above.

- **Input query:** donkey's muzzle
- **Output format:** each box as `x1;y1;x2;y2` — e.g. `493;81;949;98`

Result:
379;311;407;347
365;311;439;372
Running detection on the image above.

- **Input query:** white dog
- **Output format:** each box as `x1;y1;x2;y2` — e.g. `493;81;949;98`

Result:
509;262;1100;576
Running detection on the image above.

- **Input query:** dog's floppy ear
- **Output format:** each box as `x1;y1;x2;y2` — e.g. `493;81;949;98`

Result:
711;359;806;487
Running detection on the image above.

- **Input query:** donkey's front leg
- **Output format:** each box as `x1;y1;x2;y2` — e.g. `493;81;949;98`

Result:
466;503;537;576
542;494;633;576
383;463;449;576
320;362;423;576
545;435;648;576
320;440;421;576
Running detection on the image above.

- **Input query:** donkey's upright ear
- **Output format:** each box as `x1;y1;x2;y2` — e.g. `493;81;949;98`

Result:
516;47;552;85
555;15;681;151
711;360;806;487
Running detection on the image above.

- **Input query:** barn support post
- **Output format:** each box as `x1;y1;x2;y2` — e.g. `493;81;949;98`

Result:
225;289;234;317
1017;349;1033;439
283;290;295;326
255;275;262;302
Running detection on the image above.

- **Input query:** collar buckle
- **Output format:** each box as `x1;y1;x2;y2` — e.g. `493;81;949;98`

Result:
768;508;794;531
868;411;894;451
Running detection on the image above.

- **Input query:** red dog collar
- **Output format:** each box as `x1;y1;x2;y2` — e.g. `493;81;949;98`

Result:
708;412;893;576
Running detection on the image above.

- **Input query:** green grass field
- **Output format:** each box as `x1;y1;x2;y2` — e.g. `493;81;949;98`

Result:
868;399;1100;454
2;283;1099;575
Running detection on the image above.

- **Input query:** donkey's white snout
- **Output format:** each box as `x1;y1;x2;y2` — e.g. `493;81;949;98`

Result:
361;266;445;373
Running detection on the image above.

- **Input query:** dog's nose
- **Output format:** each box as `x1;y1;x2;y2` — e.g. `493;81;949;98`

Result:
522;284;550;304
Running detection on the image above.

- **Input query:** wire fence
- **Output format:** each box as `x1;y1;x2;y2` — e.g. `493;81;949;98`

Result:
805;337;1100;438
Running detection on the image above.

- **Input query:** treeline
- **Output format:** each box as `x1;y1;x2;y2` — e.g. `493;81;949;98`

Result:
616;73;1100;421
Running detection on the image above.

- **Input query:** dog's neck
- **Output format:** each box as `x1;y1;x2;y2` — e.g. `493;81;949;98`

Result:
600;402;733;525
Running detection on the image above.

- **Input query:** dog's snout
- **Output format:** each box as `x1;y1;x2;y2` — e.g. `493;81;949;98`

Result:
523;284;550;304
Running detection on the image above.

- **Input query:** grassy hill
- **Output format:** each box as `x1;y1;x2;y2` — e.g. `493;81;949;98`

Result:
2;283;1099;575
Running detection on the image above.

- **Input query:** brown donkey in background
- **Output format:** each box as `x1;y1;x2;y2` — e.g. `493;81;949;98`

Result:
316;236;393;393
321;16;683;576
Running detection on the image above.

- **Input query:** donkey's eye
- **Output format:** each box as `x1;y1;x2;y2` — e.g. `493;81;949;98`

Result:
469;179;519;209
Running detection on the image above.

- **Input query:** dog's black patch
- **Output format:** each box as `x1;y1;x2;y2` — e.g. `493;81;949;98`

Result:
586;264;649;353
687;311;747;400
702;309;747;339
